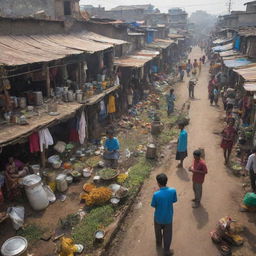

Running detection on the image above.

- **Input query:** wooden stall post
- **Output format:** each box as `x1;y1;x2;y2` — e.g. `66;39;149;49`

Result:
46;66;51;97
40;147;46;168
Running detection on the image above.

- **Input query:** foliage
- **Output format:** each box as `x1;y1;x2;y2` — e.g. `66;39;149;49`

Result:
17;224;45;243
59;213;80;231
72;205;114;250
124;158;154;195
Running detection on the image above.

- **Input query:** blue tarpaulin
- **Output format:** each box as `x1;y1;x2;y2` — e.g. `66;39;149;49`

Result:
223;58;252;68
234;36;241;50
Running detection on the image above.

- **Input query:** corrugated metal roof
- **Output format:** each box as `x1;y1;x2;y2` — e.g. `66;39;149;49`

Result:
146;39;175;50
114;49;160;68
238;27;256;37
0;31;128;66
234;64;256;81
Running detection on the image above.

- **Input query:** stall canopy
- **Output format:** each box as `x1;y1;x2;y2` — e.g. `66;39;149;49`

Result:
0;31;128;66
223;57;253;68
233;64;256;81
243;83;256;92
220;50;240;57
213;38;233;45
114;49;160;68
212;43;233;52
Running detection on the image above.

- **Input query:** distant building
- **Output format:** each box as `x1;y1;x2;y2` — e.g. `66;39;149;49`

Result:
168;8;188;30
245;0;256;12
82;4;157;22
217;1;256;29
0;0;81;20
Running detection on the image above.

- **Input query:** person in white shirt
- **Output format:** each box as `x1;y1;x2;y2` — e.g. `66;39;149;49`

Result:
245;148;256;192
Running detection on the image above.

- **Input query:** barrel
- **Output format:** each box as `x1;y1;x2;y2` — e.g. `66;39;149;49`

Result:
22;175;49;211
146;144;157;159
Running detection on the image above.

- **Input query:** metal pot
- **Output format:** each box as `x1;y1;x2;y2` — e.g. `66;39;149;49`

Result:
1;236;28;256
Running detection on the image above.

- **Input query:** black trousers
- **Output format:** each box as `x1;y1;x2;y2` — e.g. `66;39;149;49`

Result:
154;221;173;253
250;168;256;192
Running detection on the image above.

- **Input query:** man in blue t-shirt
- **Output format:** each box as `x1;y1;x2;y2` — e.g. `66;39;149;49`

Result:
151;173;177;256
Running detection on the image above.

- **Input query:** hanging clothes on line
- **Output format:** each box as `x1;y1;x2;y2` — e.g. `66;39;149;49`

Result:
107;94;116;114
39;128;54;152
99;100;107;121
29;132;40;153
78;111;87;145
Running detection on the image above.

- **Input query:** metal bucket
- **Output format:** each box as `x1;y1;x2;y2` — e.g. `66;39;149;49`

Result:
146;144;157;159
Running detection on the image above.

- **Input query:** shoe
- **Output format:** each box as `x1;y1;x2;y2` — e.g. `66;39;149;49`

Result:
164;249;174;256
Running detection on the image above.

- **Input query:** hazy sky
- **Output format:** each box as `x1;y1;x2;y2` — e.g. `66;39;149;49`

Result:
80;0;248;15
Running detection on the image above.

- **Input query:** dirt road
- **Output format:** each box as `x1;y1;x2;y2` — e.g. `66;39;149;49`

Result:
107;47;256;256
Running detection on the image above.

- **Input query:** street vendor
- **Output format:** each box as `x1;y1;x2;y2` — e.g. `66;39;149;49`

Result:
103;129;120;168
5;157;30;200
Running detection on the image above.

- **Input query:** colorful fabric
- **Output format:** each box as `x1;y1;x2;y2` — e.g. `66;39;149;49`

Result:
151;187;177;224
29;132;40;153
107;95;116;113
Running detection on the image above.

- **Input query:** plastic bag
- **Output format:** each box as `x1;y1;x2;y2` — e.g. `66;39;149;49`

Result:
7;206;25;230
243;192;256;206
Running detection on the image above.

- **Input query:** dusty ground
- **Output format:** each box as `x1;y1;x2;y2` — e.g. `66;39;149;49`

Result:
107;47;256;256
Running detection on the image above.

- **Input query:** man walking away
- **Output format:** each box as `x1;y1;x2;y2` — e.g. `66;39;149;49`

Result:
151;173;177;256
189;150;208;208
188;79;196;98
245;148;256;193
176;121;188;168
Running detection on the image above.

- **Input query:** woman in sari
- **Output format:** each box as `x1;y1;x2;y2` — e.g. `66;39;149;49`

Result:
221;119;237;165
5;157;29;200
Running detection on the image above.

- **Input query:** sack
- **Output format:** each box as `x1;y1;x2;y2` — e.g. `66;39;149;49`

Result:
243;192;256;206
7;206;25;230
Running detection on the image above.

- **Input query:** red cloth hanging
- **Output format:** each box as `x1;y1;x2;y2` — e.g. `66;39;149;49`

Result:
29;132;40;153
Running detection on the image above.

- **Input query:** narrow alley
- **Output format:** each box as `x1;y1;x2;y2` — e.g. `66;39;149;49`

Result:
107;47;256;256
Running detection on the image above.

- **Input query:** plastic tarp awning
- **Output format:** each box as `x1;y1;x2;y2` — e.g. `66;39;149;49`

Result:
213;38;233;45
244;83;256;91
220;50;240;57
223;58;253;68
234;64;256;81
212;43;233;52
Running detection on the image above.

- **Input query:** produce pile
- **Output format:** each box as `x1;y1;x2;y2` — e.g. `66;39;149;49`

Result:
117;173;128;184
98;168;118;180
81;187;112;206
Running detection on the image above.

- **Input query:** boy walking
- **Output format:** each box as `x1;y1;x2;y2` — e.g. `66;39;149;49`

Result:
151;174;177;256
189;150;208;208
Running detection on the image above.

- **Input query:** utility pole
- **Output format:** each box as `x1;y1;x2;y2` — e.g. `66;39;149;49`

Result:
227;0;232;14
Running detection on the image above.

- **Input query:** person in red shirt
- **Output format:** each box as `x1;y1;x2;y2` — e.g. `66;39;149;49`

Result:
189;150;208;208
